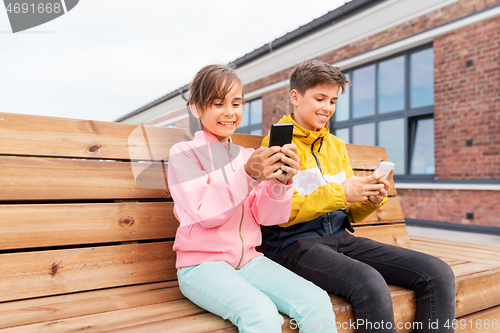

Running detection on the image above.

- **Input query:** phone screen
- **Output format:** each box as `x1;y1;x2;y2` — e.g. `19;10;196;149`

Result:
269;123;294;175
269;123;293;147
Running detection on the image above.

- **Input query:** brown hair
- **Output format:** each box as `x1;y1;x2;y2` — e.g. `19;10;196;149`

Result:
187;64;243;135
289;60;350;95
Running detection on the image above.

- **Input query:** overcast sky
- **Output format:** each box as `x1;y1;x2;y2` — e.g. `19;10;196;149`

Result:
1;0;351;122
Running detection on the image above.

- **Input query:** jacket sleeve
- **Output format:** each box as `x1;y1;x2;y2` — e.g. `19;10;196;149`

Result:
249;178;295;226
167;143;260;228
342;143;387;223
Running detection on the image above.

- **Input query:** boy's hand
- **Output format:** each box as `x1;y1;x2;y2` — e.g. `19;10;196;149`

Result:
368;170;393;204
275;144;300;184
244;146;286;182
342;173;385;202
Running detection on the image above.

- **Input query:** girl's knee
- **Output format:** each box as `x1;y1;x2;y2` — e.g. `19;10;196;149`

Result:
238;298;283;332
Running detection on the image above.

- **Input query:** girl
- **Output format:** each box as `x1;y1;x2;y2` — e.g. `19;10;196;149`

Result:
168;64;337;333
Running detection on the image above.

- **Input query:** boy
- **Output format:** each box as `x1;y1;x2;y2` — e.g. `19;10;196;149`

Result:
261;60;455;333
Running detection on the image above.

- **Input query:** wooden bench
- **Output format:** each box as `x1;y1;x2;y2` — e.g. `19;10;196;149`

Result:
0;112;499;333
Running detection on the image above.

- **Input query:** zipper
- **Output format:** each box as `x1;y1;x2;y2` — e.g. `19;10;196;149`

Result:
235;207;245;270
328;213;333;234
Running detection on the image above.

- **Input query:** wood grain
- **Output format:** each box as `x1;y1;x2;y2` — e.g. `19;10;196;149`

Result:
351;223;411;248
455;305;500;333
0;156;168;201
0;242;176;303
0;282;180;329
355;197;405;225
0;202;177;250
0;112;263;161
346;144;389;170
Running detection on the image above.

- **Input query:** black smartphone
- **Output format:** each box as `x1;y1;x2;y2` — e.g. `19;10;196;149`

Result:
269;123;294;174
269;123;294;147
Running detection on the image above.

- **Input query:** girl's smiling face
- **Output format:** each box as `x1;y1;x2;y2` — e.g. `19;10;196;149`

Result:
193;83;244;142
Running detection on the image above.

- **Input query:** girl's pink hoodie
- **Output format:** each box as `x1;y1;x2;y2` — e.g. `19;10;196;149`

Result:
168;131;294;269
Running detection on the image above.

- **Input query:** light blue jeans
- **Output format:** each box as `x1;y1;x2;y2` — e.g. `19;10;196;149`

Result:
177;256;337;333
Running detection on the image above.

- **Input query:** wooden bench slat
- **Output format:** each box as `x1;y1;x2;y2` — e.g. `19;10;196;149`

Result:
351;223;411;248
455;304;500;333
0;112;264;161
413;242;500;262
0;112;187;160
0;156;168;201
0;282;181;329
0;242;176;303
355;197;405;225
103;312;234;333
0;299;207;333
454;268;500;318
0;202;176;250
410;236;500;253
410;241;500;267
346;144;389;170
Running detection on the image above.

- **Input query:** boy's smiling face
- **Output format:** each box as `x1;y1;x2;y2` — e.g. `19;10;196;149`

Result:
290;83;340;131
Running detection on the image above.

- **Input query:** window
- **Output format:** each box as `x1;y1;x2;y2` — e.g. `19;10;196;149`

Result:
235;98;262;135
332;45;434;180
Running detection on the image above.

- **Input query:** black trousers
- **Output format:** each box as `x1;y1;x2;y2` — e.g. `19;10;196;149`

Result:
277;234;456;333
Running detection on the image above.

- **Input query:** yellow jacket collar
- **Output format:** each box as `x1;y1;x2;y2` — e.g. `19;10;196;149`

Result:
277;114;330;145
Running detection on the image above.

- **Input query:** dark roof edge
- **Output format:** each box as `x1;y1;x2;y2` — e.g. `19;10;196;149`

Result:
115;0;384;122
229;0;386;68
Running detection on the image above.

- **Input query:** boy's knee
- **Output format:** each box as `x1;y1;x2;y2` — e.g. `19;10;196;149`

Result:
424;256;455;285
350;272;392;310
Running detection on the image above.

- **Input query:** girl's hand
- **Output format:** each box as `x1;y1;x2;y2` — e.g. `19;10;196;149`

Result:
368;169;393;204
244;146;285;182
275;144;300;184
342;173;385;202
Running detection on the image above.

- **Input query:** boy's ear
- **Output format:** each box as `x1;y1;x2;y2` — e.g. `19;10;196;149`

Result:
290;89;299;107
189;103;201;119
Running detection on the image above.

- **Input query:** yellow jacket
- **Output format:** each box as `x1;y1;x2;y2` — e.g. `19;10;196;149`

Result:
262;114;387;228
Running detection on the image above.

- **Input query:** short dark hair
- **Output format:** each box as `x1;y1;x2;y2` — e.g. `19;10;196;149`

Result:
187;64;243;135
289;60;350;95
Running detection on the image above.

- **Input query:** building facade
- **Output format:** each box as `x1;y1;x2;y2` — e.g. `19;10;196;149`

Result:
117;0;500;232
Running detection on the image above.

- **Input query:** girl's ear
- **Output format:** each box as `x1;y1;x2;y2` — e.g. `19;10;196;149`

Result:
290;89;299;107
189;103;201;119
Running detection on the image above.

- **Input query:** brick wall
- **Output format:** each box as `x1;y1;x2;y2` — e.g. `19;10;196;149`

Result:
434;16;500;180
261;85;292;135
399;189;500;227
245;0;500;95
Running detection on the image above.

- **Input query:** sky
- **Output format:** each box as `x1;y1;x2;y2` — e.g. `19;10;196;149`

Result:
0;0;351;122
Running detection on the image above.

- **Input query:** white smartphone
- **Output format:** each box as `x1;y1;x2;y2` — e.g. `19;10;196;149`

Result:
372;161;395;181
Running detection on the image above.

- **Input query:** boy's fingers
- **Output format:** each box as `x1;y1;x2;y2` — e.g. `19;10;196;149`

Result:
282;143;298;154
260;146;282;159
366;172;385;183
268;152;285;165
281;164;297;175
281;145;300;162
280;153;299;167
